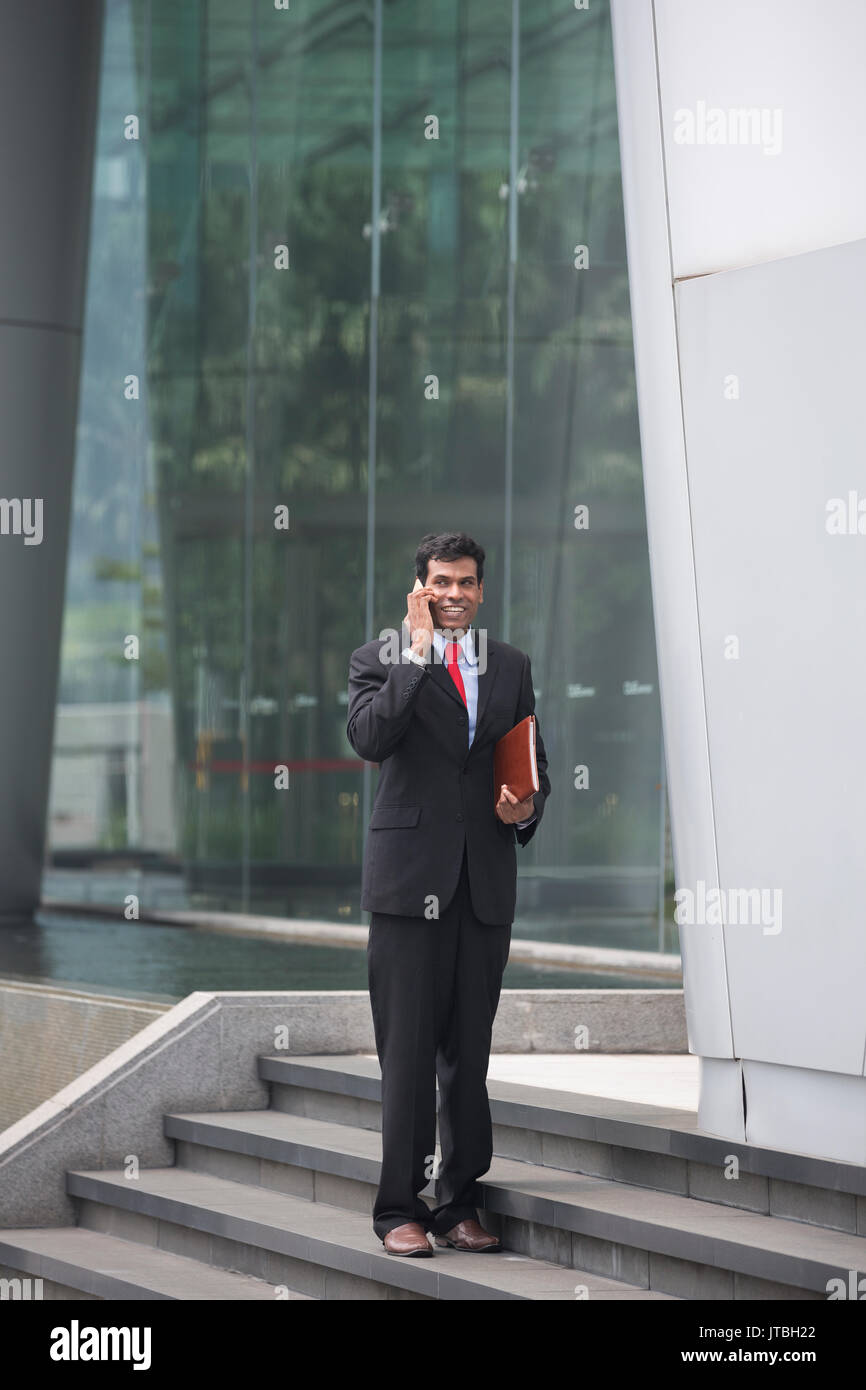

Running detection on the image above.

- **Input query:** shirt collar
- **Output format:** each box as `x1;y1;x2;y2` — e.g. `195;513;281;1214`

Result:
432;625;478;665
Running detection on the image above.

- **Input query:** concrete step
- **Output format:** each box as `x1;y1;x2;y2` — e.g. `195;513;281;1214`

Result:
66;1166;673;1301
260;1054;866;1233
164;1106;864;1299
0;1226;310;1300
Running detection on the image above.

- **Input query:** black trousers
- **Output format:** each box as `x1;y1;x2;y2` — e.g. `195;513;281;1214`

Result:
366;844;512;1239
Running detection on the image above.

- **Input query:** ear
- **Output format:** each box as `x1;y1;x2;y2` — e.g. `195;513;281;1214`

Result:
478;580;484;603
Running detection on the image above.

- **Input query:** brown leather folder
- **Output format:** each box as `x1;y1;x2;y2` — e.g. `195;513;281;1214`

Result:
494;714;539;806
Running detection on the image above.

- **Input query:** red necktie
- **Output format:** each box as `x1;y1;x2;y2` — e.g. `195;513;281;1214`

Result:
445;641;467;706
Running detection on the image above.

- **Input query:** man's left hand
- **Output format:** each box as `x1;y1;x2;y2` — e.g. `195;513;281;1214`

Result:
495;784;535;824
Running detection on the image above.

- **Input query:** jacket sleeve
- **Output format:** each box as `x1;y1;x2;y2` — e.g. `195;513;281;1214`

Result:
346;641;430;763
514;654;550;849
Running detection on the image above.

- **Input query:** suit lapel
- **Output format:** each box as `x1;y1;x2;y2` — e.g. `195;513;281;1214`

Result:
405;623;500;738
426;660;463;708
400;619;464;712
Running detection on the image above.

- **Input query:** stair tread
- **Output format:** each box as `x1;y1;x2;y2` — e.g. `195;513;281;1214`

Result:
258;1055;866;1195
0;1226;311;1299
65;1167;673;1300
260;1053;694;1126
165;1107;866;1269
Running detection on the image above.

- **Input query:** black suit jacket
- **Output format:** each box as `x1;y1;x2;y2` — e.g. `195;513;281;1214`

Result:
346;624;550;924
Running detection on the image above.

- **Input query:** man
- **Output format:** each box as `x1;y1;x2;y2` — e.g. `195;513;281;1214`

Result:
346;532;550;1257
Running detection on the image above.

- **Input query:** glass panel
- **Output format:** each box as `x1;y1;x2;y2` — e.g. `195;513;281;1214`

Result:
45;0;171;912
44;0;673;965
511;1;665;943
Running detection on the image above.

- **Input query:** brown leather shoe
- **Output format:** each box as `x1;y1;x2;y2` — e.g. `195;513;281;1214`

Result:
383;1221;433;1257
434;1219;501;1252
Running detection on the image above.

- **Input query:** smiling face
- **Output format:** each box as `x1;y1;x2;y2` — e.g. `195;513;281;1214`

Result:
422;555;484;631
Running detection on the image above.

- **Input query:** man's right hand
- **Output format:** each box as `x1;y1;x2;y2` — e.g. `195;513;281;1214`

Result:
405;577;435;659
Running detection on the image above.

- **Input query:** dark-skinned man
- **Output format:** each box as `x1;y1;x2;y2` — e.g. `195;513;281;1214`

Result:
346;532;550;1256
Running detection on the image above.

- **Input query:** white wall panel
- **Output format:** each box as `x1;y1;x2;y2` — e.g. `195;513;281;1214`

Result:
743;1060;866;1163
610;0;735;1062
655;0;866;278
698;1057;745;1142
611;0;866;1159
676;238;866;1077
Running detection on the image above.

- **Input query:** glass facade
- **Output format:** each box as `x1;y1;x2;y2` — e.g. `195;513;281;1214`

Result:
44;0;672;952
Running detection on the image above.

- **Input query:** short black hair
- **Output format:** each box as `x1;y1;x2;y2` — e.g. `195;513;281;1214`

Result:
415;532;485;585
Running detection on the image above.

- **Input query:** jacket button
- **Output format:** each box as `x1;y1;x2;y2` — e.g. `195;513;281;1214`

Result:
456;812;464;822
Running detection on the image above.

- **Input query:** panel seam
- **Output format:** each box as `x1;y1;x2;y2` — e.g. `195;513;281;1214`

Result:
649;0;735;1050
